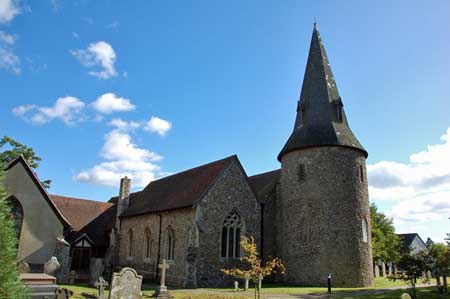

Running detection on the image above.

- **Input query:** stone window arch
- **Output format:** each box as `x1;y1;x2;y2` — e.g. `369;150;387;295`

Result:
144;227;152;259
128;229;133;258
362;217;369;243
6;196;24;242
166;226;175;261
221;210;242;259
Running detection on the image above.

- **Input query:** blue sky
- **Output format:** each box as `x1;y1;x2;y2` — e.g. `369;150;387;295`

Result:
1;0;449;242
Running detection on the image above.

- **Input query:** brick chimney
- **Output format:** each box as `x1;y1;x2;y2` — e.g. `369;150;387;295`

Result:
116;176;131;230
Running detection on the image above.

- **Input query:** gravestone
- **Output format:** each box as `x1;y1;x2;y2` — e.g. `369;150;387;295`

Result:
234;281;239;291
44;257;61;276
17;260;30;273
152;259;173;299
374;265;380;278
400;293;412;299
387;262;393;276
55;287;74;299
68;271;77;285
244;276;250;291
89;258;105;286
109;267;142;299
95;277;109;299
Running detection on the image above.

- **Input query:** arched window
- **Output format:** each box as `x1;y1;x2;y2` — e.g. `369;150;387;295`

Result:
144;227;152;259
362;218;368;243
166;227;175;260
128;229;133;258
221;211;242;259
6;196;24;242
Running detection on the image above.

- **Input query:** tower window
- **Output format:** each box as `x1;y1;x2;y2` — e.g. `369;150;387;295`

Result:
362;218;368;243
128;229;133;258
360;165;364;183
298;164;306;182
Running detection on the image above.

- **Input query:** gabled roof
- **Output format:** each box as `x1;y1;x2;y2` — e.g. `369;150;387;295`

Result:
121;155;239;217
248;169;280;203
5;156;71;228
50;195;114;231
397;233;428;252
278;24;367;161
66;205;117;246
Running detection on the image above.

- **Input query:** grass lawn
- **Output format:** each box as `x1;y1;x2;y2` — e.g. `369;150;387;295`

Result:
334;287;450;299
60;277;411;299
201;277;408;295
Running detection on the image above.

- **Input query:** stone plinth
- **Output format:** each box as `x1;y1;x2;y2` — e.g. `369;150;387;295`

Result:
20;273;58;299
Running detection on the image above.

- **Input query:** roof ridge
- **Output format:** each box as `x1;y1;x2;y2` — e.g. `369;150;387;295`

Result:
50;194;112;206
249;169;280;179
145;155;237;186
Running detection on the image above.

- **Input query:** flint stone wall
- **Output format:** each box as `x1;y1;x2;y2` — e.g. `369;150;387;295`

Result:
278;147;373;287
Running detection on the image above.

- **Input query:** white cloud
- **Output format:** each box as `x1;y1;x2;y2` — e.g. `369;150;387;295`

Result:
0;46;20;73
74;129;163;187
144;116;172;136
12;96;86;125
0;0;20;24
368;126;450;240
109;118;140;132
71;41;117;79
0;31;16;44
91;93;135;114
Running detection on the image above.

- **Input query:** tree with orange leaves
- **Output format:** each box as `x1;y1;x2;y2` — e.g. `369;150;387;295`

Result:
221;236;285;299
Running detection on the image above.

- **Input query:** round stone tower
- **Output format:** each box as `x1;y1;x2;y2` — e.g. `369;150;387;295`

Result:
277;24;373;287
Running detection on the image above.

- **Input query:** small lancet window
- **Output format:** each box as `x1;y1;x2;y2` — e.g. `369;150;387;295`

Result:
297;101;306;124
221;211;242;259
298;164;306;182
166;227;175;260
362;218;368;243
145;228;151;259
128;229;133;258
359;165;365;183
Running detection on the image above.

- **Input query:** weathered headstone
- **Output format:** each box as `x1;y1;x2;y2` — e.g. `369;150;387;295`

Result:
374;265;380;278
234;281;239;291
68;271;77;285
17;260;30;273
244;276;250;291
387;262;393;276
95;277;109;299
381;262;386;277
258;274;263;290
152;259;173;299
89;258;105;286
55;287;74;299
44;256;61;276
109;267;142;299
400;293;412;299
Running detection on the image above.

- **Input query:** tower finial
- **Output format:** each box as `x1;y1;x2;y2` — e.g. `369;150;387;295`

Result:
313;17;317;29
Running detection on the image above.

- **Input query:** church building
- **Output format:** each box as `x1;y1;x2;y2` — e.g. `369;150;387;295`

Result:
5;25;373;288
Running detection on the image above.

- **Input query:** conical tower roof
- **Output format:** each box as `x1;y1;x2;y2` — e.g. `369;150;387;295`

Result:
278;24;367;161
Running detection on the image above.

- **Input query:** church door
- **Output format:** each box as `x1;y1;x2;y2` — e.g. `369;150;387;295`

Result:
71;247;91;270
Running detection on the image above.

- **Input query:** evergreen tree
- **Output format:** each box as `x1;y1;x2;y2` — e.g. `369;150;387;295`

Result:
0;163;29;298
370;203;402;263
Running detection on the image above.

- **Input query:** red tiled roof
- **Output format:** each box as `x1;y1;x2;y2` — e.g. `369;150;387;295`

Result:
122;155;237;217
50;195;114;231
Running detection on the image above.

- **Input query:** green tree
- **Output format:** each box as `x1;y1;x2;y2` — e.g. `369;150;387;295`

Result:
0;136;51;189
370;203;402;263
0;162;29;298
389;251;426;299
428;243;450;293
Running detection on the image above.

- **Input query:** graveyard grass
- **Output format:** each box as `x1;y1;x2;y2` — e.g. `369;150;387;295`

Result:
335;287;450;299
60;277;412;299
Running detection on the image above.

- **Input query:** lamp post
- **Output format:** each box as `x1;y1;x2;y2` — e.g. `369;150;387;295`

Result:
327;273;332;293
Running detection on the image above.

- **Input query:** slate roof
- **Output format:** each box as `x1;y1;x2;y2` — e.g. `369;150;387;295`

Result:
397;233;427;252
50;195;114;231
248;169;280;202
121;155;238;217
278;24;367;161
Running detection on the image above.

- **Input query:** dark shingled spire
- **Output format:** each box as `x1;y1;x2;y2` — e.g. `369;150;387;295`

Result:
278;24;367;161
